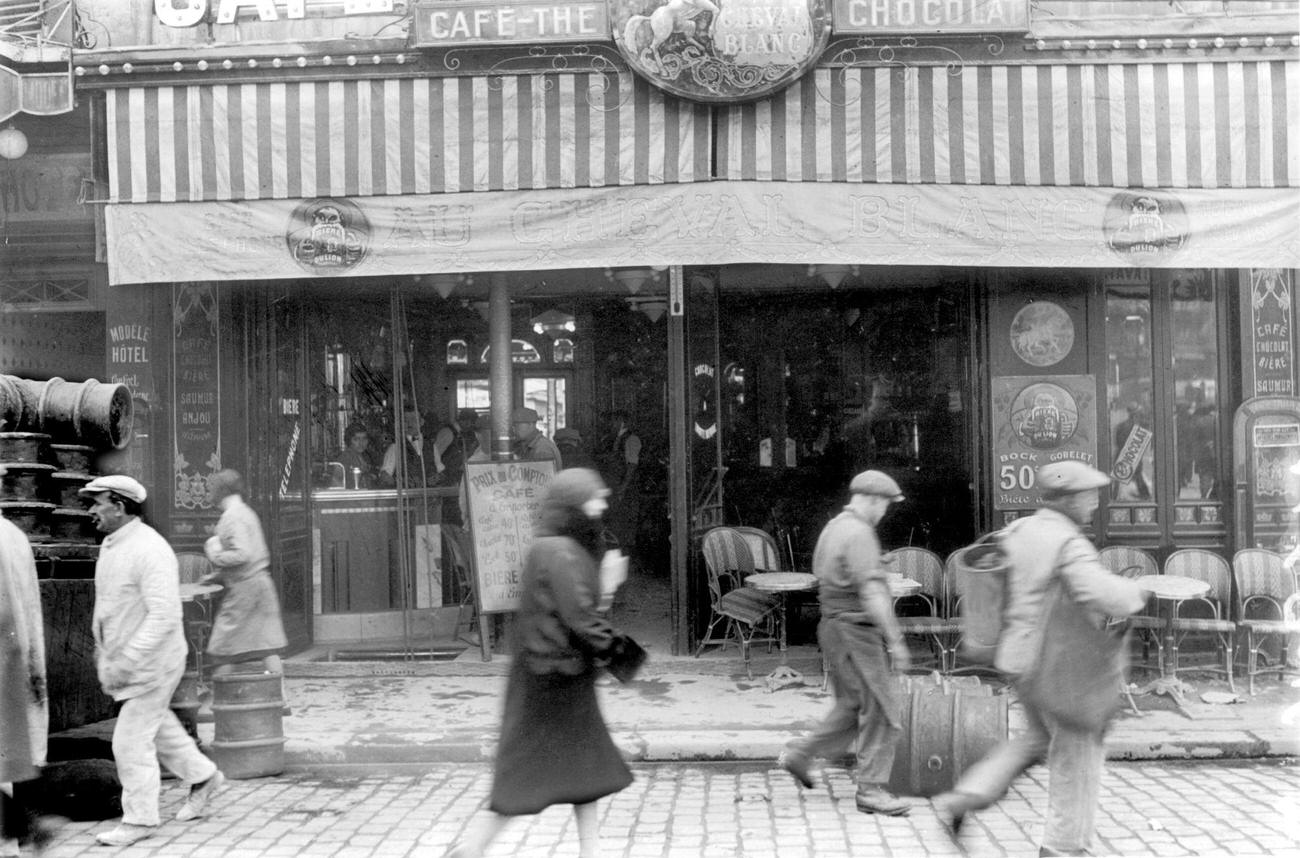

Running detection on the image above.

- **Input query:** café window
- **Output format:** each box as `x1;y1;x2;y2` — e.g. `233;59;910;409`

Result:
1103;269;1227;543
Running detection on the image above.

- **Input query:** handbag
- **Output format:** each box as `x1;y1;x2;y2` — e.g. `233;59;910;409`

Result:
602;634;648;684
1019;581;1127;734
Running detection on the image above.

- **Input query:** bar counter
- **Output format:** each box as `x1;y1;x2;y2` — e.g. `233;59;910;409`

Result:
310;486;459;616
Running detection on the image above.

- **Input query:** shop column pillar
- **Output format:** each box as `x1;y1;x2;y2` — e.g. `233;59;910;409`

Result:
489;273;512;459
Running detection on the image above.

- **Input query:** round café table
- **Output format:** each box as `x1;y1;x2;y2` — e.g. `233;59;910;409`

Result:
1131;574;1211;715
745;571;818;691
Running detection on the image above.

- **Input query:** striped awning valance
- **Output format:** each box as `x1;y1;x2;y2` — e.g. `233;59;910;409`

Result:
106;73;711;203
717;60;1298;188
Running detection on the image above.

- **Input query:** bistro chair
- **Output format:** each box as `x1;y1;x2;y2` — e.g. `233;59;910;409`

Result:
885;547;956;672
440;524;479;645
1232;549;1300;694
732;525;787;572
1098;545;1164;673
175;552;217;680
1164;549;1237;691
696;527;779;678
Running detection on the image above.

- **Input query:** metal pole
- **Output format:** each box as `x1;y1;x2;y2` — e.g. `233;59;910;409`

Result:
489;273;512;460
667;266;690;656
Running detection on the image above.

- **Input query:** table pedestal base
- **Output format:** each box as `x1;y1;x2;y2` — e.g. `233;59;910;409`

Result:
765;664;806;692
1133;675;1199;717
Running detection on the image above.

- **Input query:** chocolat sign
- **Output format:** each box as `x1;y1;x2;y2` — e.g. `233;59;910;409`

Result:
612;0;831;102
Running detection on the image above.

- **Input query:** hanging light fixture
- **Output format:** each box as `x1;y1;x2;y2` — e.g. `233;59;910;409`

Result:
808;264;859;289
531;308;576;338
425;273;463;300
628;297;669;323
606;266;662;295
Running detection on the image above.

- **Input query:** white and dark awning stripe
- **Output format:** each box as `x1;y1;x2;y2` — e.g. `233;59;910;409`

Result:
107;72;711;203
716;60;1298;188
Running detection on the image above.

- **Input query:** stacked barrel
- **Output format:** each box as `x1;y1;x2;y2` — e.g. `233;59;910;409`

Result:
0;375;134;560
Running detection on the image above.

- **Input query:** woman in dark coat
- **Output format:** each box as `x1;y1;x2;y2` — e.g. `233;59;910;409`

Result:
447;468;633;858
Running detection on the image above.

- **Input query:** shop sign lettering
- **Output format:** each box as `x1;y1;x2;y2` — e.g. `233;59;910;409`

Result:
610;0;831;103
1249;269;1295;397
155;0;392;28
833;0;1029;33
412;1;608;45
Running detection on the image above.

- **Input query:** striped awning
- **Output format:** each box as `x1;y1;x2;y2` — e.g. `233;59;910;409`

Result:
717;60;1298;188
105;72;712;203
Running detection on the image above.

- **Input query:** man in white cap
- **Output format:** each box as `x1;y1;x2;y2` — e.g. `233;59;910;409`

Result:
933;460;1148;857
80;475;225;847
779;469;913;817
510;407;562;469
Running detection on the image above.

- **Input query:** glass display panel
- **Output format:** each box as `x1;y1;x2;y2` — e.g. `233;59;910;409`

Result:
1105;283;1157;504
1169;270;1221;500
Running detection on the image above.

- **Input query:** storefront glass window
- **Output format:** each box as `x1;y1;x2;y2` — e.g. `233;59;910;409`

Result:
1106;281;1157;503
1170;270;1221;500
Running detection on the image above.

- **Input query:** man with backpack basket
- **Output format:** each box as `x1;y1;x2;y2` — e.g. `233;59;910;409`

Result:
933;461;1151;857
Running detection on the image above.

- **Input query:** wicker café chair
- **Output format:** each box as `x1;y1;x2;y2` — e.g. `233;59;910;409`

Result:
1098;545;1163;673
1165;549;1237;691
887;547;958;672
1232;549;1300;694
696;527;779;678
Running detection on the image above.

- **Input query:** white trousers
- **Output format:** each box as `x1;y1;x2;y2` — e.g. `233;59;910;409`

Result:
951;689;1106;854
112;669;217;827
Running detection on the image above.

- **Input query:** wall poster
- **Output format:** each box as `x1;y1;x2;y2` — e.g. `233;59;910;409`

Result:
172;283;221;510
991;375;1098;511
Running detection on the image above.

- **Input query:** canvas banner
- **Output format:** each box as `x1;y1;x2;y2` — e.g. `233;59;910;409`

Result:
105;182;1300;285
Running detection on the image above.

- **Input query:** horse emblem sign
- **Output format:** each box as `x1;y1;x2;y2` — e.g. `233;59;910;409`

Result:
612;0;831;102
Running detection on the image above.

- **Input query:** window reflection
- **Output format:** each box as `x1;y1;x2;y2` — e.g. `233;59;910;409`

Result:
1106;282;1156;503
1170;270;1220;499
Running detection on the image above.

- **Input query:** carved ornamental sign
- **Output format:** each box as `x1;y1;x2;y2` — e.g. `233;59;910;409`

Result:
610;0;832;103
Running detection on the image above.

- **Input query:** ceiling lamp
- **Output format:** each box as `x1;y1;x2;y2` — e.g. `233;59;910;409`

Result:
606;266;663;295
809;264;859;289
628;297;669;323
0;126;29;160
531;308;576;338
425;273;466;299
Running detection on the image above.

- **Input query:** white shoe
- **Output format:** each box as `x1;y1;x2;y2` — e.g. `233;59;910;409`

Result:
95;823;156;847
175;769;226;822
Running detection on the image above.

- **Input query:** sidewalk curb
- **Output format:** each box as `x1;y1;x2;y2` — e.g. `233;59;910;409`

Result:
276;727;1300;770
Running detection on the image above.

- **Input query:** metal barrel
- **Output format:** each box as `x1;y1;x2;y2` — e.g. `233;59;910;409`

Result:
1;376;134;450
888;673;1009;797
951;535;1009;666
210;672;286;779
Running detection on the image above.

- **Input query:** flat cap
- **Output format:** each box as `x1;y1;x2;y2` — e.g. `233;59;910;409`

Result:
510;407;540;423
1037;460;1110;495
553;427;582;443
79;474;147;503
849;469;903;501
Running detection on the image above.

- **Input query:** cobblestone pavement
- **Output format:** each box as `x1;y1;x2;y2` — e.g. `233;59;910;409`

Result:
32;760;1298;858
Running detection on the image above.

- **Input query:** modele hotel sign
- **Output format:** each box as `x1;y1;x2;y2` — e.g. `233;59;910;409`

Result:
413;0;608;45
833;0;1030;33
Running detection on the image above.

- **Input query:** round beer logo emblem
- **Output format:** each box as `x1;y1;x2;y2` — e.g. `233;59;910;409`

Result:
1009;383;1079;450
285;198;370;273
1009;301;1074;367
611;0;831;103
1103;191;1190;265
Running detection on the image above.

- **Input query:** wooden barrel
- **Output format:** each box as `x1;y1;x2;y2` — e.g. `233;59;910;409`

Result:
210;672;286;779
888;674;1009;798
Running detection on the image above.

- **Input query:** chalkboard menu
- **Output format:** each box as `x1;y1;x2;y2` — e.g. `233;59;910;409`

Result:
462;459;556;614
172;283;221;510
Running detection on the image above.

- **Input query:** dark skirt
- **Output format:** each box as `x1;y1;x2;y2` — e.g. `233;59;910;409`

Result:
489;657;632;816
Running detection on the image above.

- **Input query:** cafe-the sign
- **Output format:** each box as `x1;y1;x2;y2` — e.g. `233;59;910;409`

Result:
833;0;1029;34
413;0;608;46
611;0;831;103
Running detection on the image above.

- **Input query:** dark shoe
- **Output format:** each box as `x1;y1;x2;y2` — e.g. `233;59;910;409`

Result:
932;792;971;845
855;786;910;816
778;749;816;789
